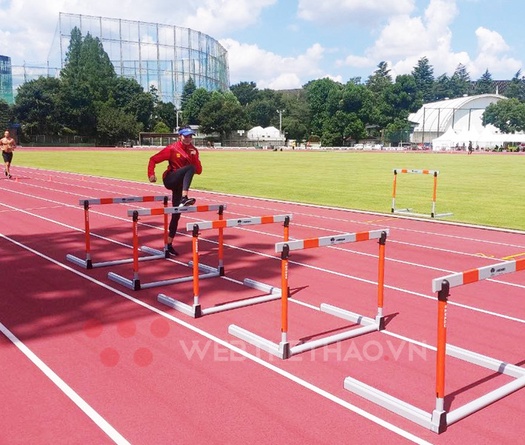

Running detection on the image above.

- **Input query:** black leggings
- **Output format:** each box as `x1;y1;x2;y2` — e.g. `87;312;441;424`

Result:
163;165;196;238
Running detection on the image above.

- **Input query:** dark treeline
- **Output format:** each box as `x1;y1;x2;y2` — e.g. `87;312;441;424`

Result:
2;28;525;147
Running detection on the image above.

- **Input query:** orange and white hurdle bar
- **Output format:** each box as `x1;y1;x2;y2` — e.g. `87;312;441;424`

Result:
344;257;525;434
229;228;388;359
391;168;452;218
66;195;169;269
158;214;292;318
107;204;227;290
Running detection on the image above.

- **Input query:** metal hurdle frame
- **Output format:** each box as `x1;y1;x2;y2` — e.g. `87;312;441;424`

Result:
107;204;226;290
344;257;525;434
229;228;389;359
66;195;169;269
158;214;292;318
391;168;452;218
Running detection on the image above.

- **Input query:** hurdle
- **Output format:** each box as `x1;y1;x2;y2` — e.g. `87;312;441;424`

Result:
229;228;388;359
157;214;292;318
344;257;525;433
107;204;226;290
66;195;169;269
391;168;452;218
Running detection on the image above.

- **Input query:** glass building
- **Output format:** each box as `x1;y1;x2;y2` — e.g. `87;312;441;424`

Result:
51;12;230;106
10;13;230;106
0;55;14;104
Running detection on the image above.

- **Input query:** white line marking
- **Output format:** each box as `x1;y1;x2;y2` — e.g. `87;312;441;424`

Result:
0;320;131;445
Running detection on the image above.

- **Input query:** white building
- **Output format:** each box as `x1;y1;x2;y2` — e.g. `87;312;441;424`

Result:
408;94;525;150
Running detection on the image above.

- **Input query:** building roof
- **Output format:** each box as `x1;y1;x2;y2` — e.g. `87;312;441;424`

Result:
409;94;505;133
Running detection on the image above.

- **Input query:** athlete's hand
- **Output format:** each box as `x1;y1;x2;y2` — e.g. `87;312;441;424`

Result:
149;175;157;183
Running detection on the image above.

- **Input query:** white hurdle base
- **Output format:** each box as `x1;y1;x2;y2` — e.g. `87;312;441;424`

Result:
344;376;438;430
344;343;525;434
157;278;281;318
109;269;220;291
393;209;453;219
66;245;166;270
229;301;383;360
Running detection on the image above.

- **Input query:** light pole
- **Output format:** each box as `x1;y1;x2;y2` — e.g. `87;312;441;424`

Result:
276;109;284;136
176;110;182;129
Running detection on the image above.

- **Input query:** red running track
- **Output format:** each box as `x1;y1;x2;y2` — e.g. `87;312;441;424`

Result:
1;166;524;445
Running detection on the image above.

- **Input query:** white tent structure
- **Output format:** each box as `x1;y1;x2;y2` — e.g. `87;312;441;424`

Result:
409;94;525;150
246;126;283;142
431;127;525;151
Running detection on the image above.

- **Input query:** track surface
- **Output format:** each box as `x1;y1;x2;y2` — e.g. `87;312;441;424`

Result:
1;166;524;445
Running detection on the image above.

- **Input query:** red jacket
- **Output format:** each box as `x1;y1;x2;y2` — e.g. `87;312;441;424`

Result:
148;141;203;179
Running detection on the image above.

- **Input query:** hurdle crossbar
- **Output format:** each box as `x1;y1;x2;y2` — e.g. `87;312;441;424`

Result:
229;228;388;359
344;257;525;434
108;204;226;291
158;214;292;318
391;168;452;218
66;195;169;269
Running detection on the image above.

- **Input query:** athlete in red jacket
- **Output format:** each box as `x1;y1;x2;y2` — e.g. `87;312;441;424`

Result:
148;127;203;255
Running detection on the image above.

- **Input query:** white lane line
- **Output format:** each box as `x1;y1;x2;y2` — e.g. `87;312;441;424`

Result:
0;320;131;445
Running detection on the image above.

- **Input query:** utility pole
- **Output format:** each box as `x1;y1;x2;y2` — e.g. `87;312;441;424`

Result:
276;109;284;136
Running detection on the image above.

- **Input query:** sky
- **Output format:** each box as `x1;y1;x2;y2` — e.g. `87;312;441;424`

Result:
1;0;524;90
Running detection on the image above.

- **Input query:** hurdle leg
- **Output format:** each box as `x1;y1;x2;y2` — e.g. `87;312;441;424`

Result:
376;231;387;329
431;172;438;218
391;170;398;213
431;281;449;433
279;244;291;359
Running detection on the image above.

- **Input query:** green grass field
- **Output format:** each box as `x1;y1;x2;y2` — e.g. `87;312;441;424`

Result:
14;148;525;231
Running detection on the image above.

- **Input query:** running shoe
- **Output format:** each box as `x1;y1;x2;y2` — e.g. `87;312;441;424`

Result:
166;244;179;256
179;196;196;207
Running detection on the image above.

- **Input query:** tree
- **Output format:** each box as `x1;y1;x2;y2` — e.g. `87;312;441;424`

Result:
96;104;142;145
449;63;471;98
303;78;343;138
230;81;259;106
246;99;278;127
182;88;212;126
483;98;525;133
280;89;310;142
59;28;118;136
198;91;248;141
366;61;393;95
13;77;62;137
155;101;177;131
474;69;495;95
504;70;525;101
412;57;434;102
433;73;453;100
111;77;155;131
180;78;197;111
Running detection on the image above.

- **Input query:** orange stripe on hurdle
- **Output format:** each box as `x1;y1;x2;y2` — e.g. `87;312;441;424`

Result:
400;169;408;173
195;205;209;212
100;198;113;204
462;269;479;285
142;196;155;202
356;231;370;242
303;238;319;249
422;169;430;174
150;208;165;215
516;257;525;271
212;220;227;229
261;215;273;224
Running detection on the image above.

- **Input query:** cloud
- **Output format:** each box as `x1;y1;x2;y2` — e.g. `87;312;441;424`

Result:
221;39;327;89
179;0;277;36
469;27;521;78
297;0;415;26
334;0;522;81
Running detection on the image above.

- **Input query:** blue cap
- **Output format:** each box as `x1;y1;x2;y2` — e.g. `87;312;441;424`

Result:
179;128;196;136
